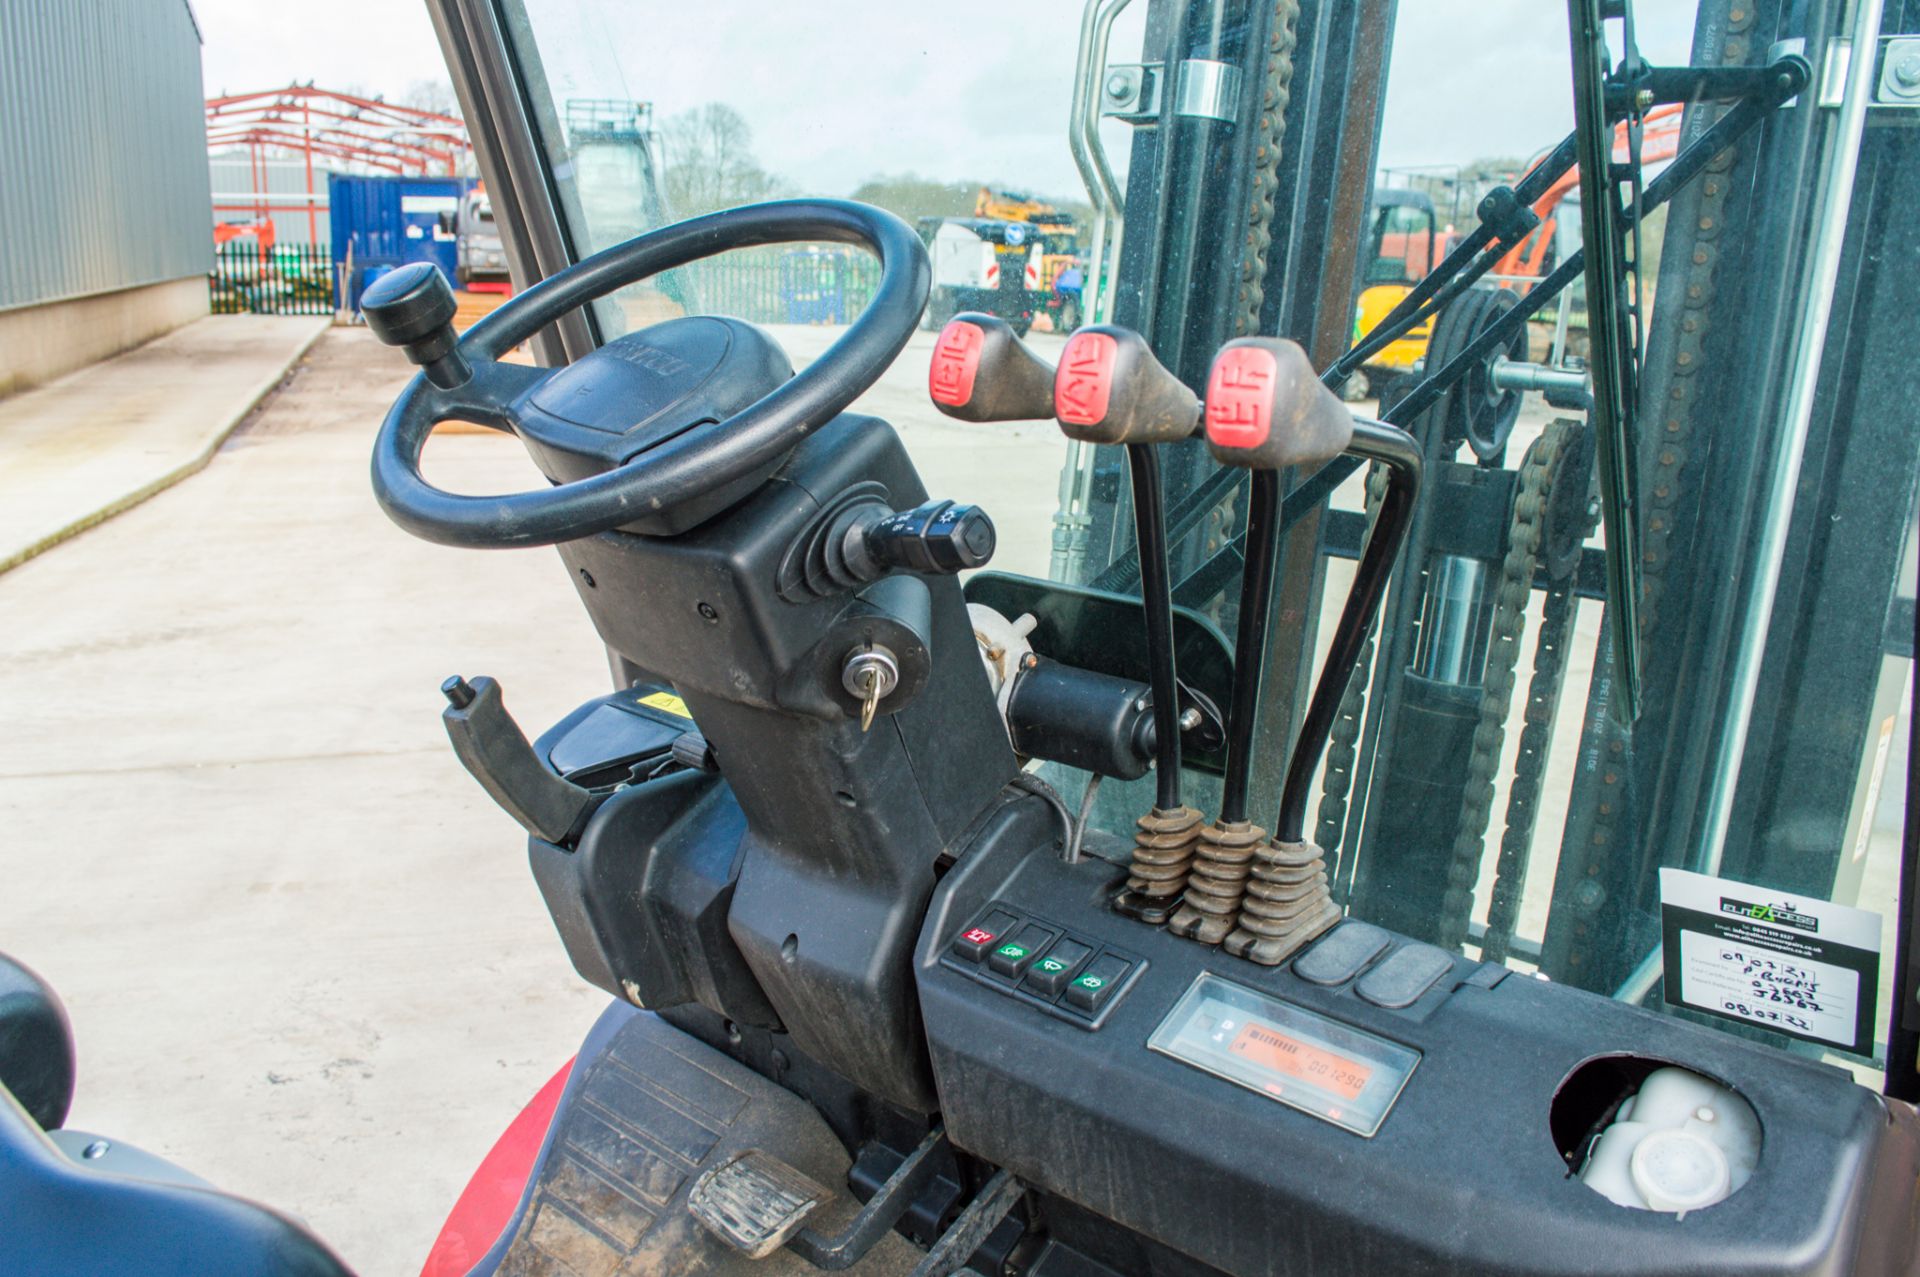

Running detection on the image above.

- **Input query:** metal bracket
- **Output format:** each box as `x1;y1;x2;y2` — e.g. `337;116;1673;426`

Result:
1821;38;1853;108
1173;59;1243;122
1100;59;1244;125
1100;62;1162;123
1800;35;1920;110
1877;36;1920;106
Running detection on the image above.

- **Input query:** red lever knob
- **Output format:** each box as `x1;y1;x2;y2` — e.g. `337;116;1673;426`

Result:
1051;325;1201;445
928;313;1056;422
1202;338;1353;470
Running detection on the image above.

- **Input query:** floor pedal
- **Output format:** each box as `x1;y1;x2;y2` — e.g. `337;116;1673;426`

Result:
689;1149;833;1260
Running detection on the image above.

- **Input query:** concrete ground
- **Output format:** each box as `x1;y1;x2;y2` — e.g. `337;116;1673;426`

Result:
0;316;328;573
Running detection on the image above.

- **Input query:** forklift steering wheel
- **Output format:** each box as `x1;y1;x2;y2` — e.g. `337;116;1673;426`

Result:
368;199;929;548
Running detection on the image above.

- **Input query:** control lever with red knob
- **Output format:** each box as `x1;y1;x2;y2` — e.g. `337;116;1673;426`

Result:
1184;335;1421;963
1049;325;1205;921
928;312;1056;423
1053;325;1202;445
1202;338;1355;471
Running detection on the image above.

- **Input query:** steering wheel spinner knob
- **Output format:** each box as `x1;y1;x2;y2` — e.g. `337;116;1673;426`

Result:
361;261;471;390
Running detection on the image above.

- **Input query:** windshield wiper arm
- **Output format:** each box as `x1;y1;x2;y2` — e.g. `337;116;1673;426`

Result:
1326;133;1579;389
1384;55;1807;434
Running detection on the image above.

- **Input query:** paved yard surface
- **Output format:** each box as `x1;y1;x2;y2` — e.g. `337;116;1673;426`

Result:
0;316;327;573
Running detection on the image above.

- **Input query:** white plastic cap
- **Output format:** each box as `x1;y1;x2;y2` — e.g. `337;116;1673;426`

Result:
1630;1127;1732;1215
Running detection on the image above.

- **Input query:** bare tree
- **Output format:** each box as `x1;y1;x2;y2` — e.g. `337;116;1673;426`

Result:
661;103;788;218
400;78;462;120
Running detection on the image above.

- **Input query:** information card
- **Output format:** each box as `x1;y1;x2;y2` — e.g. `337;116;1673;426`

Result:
1659;868;1881;1055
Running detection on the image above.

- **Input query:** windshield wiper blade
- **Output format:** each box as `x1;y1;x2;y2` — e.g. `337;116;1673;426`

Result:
1568;0;1646;725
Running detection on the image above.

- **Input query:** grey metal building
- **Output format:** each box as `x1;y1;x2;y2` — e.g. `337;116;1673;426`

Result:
208;156;336;245
0;0;214;394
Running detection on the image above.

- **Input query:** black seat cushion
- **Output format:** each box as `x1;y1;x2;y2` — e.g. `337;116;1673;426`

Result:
0;953;75;1131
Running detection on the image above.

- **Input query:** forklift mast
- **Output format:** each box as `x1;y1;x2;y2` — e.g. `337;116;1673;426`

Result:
1063;0;1917;1078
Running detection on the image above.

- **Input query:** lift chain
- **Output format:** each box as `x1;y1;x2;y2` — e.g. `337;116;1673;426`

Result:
1233;0;1304;341
1480;574;1579;964
1315;463;1390;876
1558;10;1752;979
1436;419;1575;952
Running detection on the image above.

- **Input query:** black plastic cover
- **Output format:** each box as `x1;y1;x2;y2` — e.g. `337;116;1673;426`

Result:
554;411;1018;1112
517;316;793;487
527;770;780;1029
541;687;691;787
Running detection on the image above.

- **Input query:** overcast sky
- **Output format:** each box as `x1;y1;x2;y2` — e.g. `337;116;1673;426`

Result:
194;0;1699;198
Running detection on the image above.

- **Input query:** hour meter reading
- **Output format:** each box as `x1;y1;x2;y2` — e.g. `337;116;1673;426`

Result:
1228;1022;1373;1101
1150;973;1419;1137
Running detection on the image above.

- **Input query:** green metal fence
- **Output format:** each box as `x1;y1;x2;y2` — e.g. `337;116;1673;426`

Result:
209;242;335;316
203;241;876;324
675;246;880;326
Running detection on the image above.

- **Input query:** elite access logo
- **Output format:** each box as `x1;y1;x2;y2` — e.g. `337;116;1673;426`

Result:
1719;895;1819;933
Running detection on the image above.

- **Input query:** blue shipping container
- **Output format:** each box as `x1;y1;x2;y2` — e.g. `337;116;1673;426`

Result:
328;174;475;308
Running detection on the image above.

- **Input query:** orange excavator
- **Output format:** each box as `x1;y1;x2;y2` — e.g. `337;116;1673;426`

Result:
212;220;275;252
1491;101;1684;279
1354;103;1683;394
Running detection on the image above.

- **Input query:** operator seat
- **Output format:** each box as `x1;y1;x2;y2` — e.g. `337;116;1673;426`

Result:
0;952;352;1277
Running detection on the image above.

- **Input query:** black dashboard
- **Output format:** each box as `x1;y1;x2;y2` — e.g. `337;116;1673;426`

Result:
916;797;1920;1277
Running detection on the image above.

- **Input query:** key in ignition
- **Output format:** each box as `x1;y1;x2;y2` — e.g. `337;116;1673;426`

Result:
841;645;900;733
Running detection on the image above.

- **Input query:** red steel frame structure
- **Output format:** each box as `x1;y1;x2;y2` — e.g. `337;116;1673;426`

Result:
207;84;473;243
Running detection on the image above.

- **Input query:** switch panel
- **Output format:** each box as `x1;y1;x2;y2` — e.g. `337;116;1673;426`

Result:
941;902;1144;1030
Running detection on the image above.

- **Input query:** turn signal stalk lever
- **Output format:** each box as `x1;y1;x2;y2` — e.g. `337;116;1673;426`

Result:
1193;342;1422;964
834;499;996;582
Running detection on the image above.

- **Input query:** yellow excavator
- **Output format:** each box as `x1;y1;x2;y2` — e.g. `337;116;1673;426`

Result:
1351;188;1457;396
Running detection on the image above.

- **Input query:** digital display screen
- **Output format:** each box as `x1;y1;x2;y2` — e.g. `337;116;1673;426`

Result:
1228;1021;1373;1100
1149;973;1420;1137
